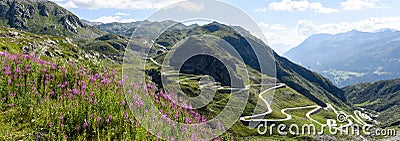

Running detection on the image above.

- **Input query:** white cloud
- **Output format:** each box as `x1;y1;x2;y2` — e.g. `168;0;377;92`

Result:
269;24;288;30
296;16;400;36
89;12;133;23
115;12;130;16
309;2;340;13
90;16;136;23
254;8;268;13
258;22;305;52
256;0;390;13
259;16;400;53
52;0;186;10
340;0;389;11
59;0;78;8
51;0;66;2
267;0;338;13
163;1;205;12
268;0;309;12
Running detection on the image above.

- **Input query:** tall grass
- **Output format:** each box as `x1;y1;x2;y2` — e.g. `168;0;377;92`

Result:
0;52;230;140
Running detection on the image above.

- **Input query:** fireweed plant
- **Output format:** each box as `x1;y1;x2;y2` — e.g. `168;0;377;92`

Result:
0;52;231;140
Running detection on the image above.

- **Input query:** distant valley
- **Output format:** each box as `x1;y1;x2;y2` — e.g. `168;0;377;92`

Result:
285;29;400;87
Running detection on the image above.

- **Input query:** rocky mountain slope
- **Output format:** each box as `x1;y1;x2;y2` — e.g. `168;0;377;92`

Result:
0;0;101;38
3;1;395;139
284;29;400;87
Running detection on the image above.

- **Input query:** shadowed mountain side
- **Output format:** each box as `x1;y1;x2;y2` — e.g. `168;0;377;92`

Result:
344;78;400;127
151;21;347;108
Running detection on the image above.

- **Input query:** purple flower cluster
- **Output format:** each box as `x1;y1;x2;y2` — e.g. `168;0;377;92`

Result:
0;52;229;140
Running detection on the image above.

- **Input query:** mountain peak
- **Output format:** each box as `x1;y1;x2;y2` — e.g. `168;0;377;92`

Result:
352;29;362;32
285;28;400;87
348;29;361;33
201;21;230;32
0;0;100;38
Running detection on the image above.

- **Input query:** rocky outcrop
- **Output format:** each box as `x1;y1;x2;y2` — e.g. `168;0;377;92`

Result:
0;0;97;37
60;14;84;33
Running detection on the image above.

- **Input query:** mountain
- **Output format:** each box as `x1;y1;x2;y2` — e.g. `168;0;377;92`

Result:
152;21;347;108
284;29;400;87
1;1;387;139
81;19;102;26
95;20;180;39
0;0;101;38
344;78;400;128
270;43;293;55
141;21;363;140
94;21;140;38
0;26;104;66
0;2;390;138
96;20;348;110
84;34;127;56
0;19;367;140
75;33;129;62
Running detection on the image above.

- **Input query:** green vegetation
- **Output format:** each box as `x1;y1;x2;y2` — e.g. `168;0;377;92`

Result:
285;29;400;87
344;79;400;128
82;37;126;56
0;1;396;139
0;51;236;140
0;27;99;63
154;22;348;110
95;20;178;40
322;69;367;85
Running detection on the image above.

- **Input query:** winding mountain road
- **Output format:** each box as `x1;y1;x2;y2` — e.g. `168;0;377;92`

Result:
145;57;373;134
146;57;317;123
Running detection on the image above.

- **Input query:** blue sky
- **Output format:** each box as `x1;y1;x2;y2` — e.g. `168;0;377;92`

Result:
50;0;400;54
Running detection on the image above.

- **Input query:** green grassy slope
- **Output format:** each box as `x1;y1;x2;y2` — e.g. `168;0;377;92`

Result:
153;22;347;109
344;78;400;127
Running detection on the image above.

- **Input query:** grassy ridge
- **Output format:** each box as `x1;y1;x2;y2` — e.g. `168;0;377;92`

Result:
344;79;400;127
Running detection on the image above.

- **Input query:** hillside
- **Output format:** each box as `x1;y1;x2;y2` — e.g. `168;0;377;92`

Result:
344;78;400;127
1;1;394;140
95;20;179;40
140;21;378;140
284;30;400;87
0;0;101;38
0;26;102;64
153;22;347;108
77;34;127;62
0;50;235;140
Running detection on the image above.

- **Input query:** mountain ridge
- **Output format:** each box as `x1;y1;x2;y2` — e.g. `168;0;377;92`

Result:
4;1;396;139
284;29;400;87
149;21;347;108
344;78;400;127
0;0;101;38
